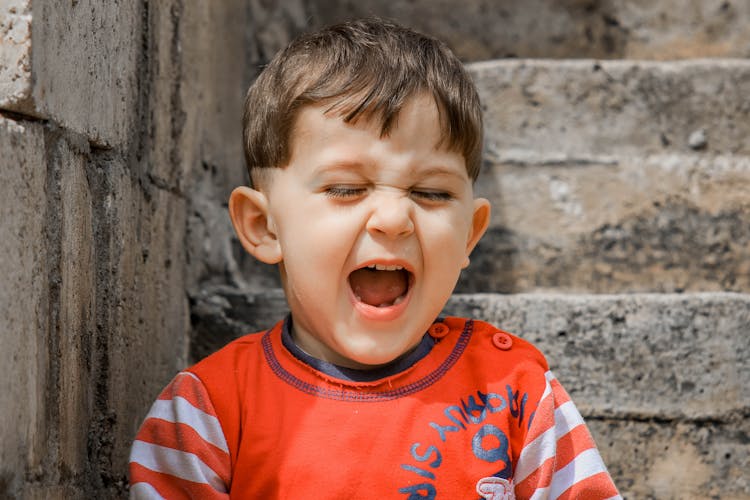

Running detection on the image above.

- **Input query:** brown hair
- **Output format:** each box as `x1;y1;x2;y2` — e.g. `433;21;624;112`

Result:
242;17;483;186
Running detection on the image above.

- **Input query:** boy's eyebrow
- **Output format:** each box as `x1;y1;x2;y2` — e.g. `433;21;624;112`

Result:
312;162;468;182
415;166;469;181
310;160;368;176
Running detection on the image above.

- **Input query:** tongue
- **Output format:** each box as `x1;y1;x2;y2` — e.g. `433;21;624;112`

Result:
349;268;408;307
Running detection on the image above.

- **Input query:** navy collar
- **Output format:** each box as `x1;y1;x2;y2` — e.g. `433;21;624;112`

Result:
280;315;437;383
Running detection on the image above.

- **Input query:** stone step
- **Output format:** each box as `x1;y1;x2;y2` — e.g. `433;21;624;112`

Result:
445;292;749;420
191;287;749;421
470;59;750;159
190;287;750;497
458;152;750;293
308;0;750;61
451;58;750;293
447;292;750;498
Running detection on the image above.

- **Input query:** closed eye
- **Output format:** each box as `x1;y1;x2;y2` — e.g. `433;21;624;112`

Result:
410;190;453;202
324;185;368;199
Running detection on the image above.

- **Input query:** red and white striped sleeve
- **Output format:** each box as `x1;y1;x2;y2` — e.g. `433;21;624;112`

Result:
513;371;621;500
129;371;232;499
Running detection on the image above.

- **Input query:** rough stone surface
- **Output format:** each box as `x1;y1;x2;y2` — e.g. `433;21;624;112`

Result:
189;287;288;362
445;293;749;421
0;0;33;114
54;131;95;486
0;117;47;498
184;0;310;294
190;287;750;497
589;418;750;499
471;59;750;159
0;0;201;496
0;116;191;498
0;1;140;146
85;154;190;490
457;154;750;293
307;0;750;61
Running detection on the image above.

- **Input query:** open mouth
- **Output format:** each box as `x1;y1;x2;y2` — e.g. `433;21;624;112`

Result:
348;264;413;308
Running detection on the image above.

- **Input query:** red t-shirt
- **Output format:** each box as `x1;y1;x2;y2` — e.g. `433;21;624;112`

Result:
130;317;620;499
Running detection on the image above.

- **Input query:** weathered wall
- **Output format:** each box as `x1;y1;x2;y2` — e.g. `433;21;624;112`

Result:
0;0;310;497
0;0;224;497
462;59;750;294
306;0;750;61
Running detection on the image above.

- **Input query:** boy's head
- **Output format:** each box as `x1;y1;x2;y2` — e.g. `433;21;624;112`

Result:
242;17;483;188
230;18;490;370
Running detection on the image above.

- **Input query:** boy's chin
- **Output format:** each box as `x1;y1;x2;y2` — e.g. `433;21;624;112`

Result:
333;350;401;370
333;337;422;370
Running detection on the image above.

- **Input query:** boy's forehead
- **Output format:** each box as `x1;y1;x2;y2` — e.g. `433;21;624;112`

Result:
253;94;474;190
289;94;451;153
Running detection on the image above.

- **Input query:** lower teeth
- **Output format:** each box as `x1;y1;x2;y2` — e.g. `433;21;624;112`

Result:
376;295;404;308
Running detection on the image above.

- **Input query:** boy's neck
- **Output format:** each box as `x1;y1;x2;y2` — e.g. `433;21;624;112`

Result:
280;315;436;383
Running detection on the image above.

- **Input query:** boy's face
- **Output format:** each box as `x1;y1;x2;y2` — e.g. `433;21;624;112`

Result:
232;93;489;369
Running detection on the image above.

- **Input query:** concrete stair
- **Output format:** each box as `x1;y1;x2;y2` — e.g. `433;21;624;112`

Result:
192;288;750;424
191;54;750;498
461;59;750;294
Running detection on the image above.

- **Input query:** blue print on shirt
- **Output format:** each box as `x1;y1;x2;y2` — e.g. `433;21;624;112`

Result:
398;386;533;499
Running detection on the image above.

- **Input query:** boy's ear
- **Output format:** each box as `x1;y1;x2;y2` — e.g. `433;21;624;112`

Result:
228;186;282;264
462;197;491;269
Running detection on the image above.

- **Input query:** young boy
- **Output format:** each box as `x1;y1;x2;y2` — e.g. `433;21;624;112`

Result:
129;18;620;499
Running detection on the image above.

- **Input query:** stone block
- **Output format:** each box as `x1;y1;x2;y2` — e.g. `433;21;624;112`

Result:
0;1;34;115
458;153;750;293
56;133;95;477
181;1;251;191
188;288;749;422
0;121;189;496
83;153;190;482
184;0;312;293
589;418;750;499
470;59;750;159
444;293;750;421
0;117;48;498
181;0;257;293
0;1;140;146
189;286;288;362
308;0;750;61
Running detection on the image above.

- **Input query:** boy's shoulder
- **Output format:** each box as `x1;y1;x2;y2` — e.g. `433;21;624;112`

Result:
186;321;280;385
443;316;550;372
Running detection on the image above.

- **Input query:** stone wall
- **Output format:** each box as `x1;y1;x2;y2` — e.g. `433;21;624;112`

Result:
0;1;247;497
305;0;750;61
0;0;316;497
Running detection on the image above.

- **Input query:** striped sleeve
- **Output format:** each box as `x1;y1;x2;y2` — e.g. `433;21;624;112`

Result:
129;372;232;499
513;371;621;500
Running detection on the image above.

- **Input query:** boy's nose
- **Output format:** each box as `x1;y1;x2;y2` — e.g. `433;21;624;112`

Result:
365;193;415;237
